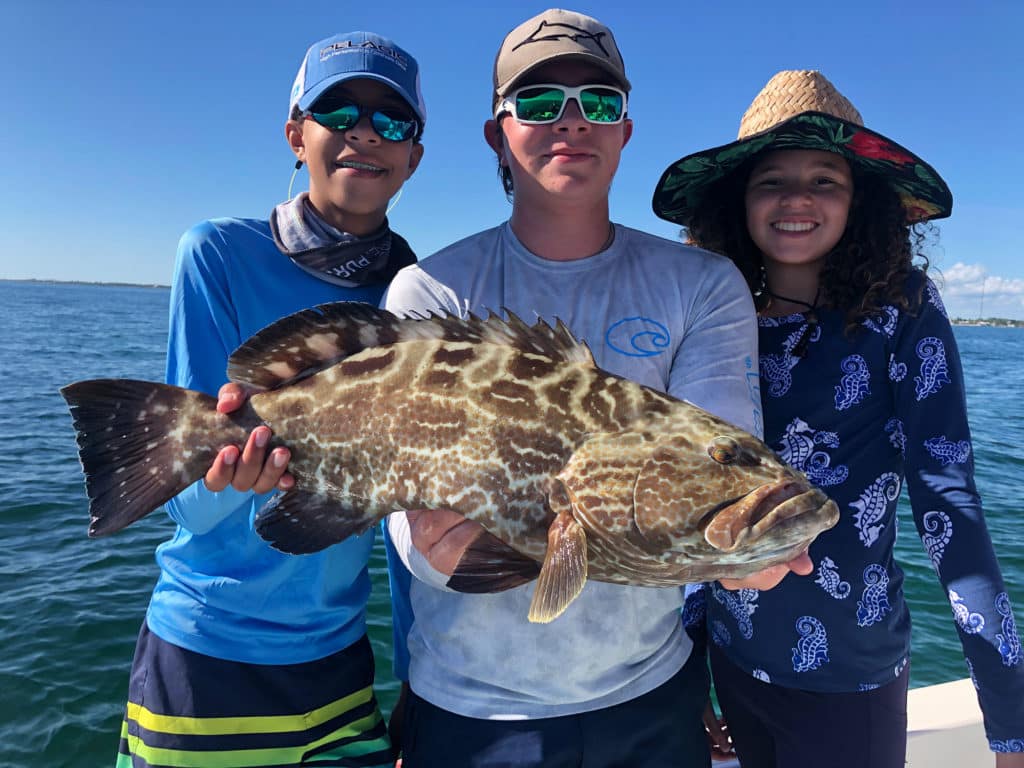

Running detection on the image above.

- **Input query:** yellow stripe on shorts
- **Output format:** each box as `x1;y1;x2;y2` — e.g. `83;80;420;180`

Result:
126;683;373;736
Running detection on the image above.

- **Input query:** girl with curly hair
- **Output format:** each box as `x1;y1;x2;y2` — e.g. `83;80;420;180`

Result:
652;70;1024;768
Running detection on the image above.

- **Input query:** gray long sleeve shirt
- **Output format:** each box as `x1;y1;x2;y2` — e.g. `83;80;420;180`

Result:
384;221;760;719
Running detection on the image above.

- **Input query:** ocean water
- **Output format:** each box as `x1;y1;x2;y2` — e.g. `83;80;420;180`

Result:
1;280;1021;766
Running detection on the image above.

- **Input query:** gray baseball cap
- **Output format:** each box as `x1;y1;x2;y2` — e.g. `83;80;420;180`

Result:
493;8;630;103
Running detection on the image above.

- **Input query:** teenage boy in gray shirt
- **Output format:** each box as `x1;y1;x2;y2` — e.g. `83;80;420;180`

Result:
384;9;812;768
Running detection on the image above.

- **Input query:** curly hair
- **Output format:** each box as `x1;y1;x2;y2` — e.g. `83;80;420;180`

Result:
685;157;935;334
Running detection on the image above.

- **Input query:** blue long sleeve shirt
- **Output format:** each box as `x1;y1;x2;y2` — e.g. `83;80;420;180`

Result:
146;216;409;665
705;273;1024;750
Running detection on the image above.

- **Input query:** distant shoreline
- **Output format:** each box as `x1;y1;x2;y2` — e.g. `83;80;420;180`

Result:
3;279;1021;325
951;318;1024;328
0;277;170;289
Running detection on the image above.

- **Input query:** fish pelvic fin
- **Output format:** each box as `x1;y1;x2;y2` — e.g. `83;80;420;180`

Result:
446;531;542;593
226;301;595;392
528;508;588;624
254;489;382;554
60;379;239;537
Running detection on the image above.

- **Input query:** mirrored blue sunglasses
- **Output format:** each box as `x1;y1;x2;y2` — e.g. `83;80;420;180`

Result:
304;101;420;142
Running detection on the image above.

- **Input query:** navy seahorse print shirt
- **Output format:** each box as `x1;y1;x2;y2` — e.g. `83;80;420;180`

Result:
704;271;1024;750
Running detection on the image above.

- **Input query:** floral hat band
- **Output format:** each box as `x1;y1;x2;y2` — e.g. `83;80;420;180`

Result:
651;70;953;227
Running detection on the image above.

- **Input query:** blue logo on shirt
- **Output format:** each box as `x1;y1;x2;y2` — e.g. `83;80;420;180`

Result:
605;317;670;357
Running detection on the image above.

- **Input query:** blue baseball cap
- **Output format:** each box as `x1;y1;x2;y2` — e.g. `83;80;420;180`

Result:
289;32;426;125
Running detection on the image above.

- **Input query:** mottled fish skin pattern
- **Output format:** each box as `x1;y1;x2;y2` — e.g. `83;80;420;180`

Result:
62;302;838;596
255;336;662;561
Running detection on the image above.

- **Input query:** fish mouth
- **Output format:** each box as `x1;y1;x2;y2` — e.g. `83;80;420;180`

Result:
702;481;839;552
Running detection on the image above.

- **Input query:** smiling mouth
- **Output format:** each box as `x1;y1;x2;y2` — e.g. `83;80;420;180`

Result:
338;160;385;173
773;221;816;232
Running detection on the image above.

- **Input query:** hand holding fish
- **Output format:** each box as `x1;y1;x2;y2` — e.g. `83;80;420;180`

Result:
719;549;813;591
208;383;294;494
406;509;485;577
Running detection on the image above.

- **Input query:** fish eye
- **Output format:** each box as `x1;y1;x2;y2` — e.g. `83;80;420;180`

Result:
708;437;739;465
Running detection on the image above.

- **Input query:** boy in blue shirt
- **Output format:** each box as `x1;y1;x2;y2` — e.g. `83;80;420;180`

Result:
116;31;424;768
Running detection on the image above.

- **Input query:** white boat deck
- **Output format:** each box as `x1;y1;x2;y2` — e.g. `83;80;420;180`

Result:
713;677;987;767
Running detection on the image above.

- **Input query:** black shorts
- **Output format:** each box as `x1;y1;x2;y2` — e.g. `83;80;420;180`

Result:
710;643;909;768
399;648;712;768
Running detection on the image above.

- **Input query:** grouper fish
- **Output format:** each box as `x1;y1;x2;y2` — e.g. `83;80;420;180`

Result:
61;302;838;623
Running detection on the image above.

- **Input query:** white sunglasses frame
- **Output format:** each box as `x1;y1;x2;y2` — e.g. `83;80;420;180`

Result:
496;83;628;125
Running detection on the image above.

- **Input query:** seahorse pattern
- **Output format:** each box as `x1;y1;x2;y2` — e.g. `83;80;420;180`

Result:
856;564;892;627
792;616;829;673
921;510;953;571
834;354;870;410
914;337;950;401
776;418;848;486
850;472;901;547
815;556;851;599
760;320;811;397
996;593;1022;667
711;584;758;640
863;306;898;337
923;436;971;466
950;589;985;634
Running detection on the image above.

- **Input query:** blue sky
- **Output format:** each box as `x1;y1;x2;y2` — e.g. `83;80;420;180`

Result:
3;1;1022;318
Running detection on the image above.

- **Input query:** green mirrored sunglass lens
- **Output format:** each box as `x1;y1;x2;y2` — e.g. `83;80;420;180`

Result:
579;89;623;122
516;89;565;121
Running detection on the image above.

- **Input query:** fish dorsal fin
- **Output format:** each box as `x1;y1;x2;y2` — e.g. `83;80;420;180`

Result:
228;301;404;391
228;301;594;392
410;307;594;366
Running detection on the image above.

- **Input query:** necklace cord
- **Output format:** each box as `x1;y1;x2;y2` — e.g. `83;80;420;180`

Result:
763;286;822;359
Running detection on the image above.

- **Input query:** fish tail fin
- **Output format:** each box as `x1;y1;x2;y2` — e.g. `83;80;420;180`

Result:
60;379;230;537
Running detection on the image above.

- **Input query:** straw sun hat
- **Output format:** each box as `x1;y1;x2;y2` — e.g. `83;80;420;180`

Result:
652;70;952;227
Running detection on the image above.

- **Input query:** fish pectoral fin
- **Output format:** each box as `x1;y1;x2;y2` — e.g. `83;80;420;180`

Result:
446;532;542;594
254;489;380;554
527;510;588;624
